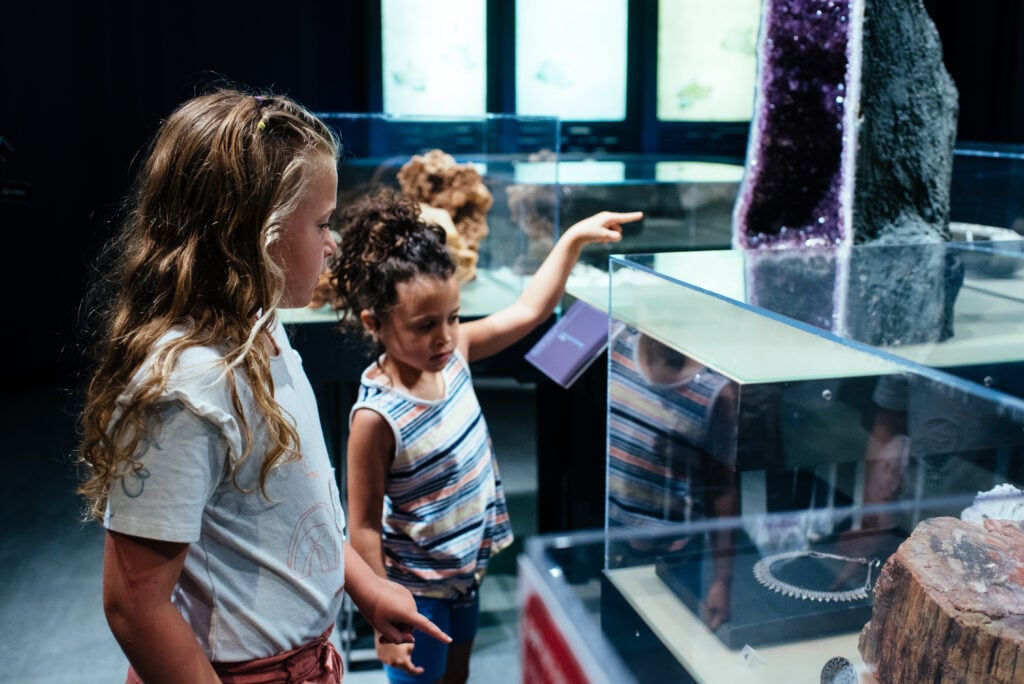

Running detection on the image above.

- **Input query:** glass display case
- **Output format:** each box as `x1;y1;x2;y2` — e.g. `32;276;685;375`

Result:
277;114;751;385
556;155;744;268
559;143;1024;278
537;145;1024;535
282;126;1022;332
313;113;563;317
522;241;1024;683
278;114;565;397
947;143;1024;237
281;114;762;325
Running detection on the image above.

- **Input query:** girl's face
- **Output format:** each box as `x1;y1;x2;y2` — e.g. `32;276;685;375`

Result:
371;274;461;376
270;158;338;308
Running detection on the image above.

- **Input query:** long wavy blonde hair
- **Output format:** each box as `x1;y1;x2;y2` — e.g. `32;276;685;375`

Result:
77;87;339;520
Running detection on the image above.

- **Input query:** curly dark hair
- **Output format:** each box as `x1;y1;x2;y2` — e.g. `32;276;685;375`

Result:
329;186;455;333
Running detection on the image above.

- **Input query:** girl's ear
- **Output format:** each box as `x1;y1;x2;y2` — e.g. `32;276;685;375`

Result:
360;309;379;333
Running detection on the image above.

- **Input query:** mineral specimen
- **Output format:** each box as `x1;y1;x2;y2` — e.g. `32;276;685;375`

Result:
397;149;493;282
858;516;1024;683
732;0;962;346
733;0;959;249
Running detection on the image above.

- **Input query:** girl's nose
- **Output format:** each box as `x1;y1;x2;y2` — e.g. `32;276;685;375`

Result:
325;230;339;256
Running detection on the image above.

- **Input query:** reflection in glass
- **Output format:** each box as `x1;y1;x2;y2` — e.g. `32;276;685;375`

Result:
861;371;1024;534
606;326;739;630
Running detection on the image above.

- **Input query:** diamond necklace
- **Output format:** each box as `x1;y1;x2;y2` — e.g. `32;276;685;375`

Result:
752;550;881;603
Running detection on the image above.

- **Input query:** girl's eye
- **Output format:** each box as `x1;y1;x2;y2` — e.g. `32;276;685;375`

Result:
318;222;331;232
417;322;434;333
449;314;460;324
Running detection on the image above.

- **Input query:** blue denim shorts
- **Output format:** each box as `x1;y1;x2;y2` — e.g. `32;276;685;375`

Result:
383;592;480;683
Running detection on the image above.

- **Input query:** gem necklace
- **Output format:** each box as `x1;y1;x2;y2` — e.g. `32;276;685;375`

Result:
753;550;881;603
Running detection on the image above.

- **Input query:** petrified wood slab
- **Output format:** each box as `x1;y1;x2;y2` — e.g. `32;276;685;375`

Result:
858;517;1024;683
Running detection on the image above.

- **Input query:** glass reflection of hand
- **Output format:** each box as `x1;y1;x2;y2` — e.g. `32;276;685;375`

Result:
827;396;909;590
701;576;731;631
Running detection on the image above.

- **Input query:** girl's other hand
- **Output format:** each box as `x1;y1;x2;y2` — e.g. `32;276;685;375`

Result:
701;576;732;631
376;639;423;676
363;576;452;646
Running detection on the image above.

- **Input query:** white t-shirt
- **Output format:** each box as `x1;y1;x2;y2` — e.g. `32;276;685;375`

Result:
104;323;346;662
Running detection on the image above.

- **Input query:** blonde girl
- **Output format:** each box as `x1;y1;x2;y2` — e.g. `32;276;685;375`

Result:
77;87;447;684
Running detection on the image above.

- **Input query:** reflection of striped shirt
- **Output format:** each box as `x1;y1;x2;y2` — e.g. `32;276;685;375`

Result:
607;328;731;543
351;351;512;598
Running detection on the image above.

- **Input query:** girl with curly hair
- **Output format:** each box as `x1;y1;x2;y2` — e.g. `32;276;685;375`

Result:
330;185;641;683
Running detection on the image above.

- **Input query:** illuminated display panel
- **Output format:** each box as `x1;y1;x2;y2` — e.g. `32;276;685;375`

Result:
657;0;760;122
515;0;628;121
381;0;487;115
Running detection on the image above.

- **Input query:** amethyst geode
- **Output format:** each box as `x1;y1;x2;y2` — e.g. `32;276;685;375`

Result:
734;0;959;249
734;0;961;346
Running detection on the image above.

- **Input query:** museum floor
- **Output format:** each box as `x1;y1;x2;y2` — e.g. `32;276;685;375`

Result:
1;378;536;684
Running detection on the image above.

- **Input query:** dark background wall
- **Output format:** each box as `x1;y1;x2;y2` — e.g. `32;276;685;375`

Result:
1;1;1021;395
925;1;1024;146
1;2;374;393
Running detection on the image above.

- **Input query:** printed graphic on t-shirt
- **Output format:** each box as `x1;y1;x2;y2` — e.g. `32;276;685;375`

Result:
288;503;342;577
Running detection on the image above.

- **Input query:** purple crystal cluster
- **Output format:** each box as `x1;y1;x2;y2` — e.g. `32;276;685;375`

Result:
735;0;958;251
734;0;960;345
736;0;853;249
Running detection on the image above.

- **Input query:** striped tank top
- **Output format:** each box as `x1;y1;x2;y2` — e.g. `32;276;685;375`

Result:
607;327;732;546
351;351;513;598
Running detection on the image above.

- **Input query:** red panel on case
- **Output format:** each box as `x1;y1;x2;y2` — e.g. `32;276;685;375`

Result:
521;593;590;684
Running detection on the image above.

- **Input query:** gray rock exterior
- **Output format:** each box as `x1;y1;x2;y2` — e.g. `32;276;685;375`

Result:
852;0;959;245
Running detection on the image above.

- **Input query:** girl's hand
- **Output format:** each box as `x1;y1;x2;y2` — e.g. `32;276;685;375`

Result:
701;576;732;631
361;575;451;646
376;639;423;676
563;210;644;247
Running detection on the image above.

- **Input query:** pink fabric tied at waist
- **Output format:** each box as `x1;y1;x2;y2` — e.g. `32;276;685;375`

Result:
125;626;343;684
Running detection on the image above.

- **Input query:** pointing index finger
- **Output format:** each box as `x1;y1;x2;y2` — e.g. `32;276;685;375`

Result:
410;613;452;644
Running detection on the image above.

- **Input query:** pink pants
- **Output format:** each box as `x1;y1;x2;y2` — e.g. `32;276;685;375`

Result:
126;626;343;683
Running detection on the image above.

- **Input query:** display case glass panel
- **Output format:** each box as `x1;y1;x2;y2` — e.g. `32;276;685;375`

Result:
525;241;1024;683
947;143;1024;235
280;142;1022;321
556;155;745;275
282;113;560;325
558;144;1024;280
